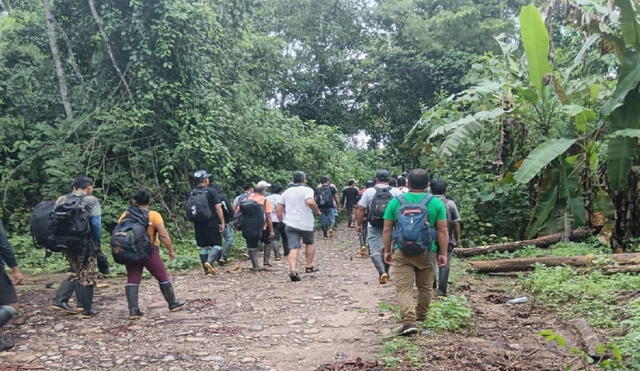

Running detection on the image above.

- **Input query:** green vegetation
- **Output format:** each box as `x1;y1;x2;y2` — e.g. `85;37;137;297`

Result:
406;1;640;249
522;266;640;368
378;300;399;314
1;1;637;250
377;337;423;369
423;295;473;333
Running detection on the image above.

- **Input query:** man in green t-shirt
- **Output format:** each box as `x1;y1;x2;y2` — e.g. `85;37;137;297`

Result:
382;169;449;336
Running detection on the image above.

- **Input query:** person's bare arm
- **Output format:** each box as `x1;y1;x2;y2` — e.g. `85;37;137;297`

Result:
156;222;175;259
266;213;275;238
382;219;394;264
10;266;23;285
453;221;461;246
355;206;366;233
333;193;341;211
436;220;449;266
305;198;321;216
215;204;225;232
276;204;285;221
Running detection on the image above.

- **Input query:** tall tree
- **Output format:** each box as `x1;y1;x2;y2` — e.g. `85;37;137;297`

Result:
42;0;72;118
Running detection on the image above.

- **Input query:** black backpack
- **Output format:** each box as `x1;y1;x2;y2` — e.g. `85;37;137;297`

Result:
367;187;393;228
186;188;213;222
232;193;250;230
238;198;264;232
48;194;92;253
110;207;153;265
220;196;234;223
316;186;334;208
30;201;56;250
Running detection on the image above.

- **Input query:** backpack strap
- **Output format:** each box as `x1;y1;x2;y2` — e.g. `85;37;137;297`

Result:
396;193;407;206
420;194;434;225
420;194;434;207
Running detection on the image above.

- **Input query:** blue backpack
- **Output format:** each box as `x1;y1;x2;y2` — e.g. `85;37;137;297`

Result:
392;194;436;256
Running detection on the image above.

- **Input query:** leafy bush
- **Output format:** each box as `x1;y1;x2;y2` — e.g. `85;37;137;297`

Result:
424;295;473;332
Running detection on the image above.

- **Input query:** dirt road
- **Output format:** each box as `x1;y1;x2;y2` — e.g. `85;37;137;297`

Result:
1;225;579;370
1;225;396;370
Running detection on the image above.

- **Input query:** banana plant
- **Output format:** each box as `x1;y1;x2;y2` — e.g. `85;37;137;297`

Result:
598;0;640;250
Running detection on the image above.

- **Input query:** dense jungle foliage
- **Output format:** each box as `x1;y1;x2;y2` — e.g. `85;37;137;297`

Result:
0;0;638;252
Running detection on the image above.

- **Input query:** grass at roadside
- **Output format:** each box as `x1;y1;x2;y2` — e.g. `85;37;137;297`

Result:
376;293;474;369
520;264;640;369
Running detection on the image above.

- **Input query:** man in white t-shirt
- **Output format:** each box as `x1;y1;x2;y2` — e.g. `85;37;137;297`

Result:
277;171;321;282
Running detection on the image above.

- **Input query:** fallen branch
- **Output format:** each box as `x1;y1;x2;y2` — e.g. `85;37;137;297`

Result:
455;229;588;257
467;252;640;273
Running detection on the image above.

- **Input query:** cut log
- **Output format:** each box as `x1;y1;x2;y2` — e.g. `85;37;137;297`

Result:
454;229;588;257
467;252;640;273
572;318;605;360
601;264;640;275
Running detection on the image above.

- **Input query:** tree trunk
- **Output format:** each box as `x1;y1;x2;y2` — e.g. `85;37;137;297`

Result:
611;169;640;252
454;229;587;257
42;0;72;118
88;0;133;98
467;252;640;273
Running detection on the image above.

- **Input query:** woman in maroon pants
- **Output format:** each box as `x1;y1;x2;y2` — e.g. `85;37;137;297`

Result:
118;189;185;319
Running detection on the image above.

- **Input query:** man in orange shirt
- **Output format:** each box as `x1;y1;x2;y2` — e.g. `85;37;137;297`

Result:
236;184;275;271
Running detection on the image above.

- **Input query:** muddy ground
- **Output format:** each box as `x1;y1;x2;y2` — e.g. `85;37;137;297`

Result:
1;225;587;370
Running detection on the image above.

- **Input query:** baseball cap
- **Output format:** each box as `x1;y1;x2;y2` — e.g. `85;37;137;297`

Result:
257;180;271;188
193;170;211;182
375;169;390;181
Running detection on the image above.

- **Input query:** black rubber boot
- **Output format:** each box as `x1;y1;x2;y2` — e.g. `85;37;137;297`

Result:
199;254;209;274
51;278;80;313
125;285;143;320
248;248;261;271
0;334;14;352
438;265;450;296
159;282;186;311
78;285;99;319
371;254;386;276
75;280;85;310
0;305;15;328
97;251;110;275
263;243;272;266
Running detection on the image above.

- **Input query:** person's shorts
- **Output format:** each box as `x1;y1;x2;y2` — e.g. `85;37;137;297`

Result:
0;271;18;306
285;226;314;249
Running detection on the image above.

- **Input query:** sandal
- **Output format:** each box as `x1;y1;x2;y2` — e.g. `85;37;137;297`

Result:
305;266;318;273
289;272;301;282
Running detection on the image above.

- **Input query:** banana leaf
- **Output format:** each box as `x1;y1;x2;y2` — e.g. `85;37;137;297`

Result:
519;4;552;94
514;138;577;184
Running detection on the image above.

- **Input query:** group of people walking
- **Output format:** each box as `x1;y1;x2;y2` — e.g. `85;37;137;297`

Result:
354;169;462;335
0;167;462;350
